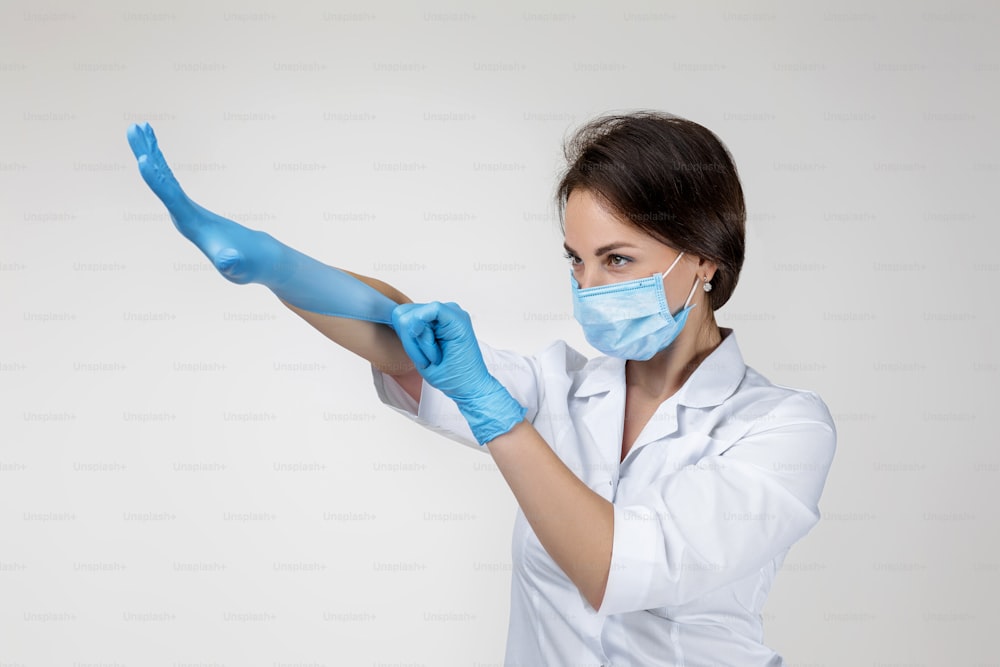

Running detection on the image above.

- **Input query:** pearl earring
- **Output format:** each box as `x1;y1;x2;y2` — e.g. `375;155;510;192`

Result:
703;277;712;292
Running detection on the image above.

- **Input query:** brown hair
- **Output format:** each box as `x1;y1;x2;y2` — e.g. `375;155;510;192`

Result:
555;111;746;310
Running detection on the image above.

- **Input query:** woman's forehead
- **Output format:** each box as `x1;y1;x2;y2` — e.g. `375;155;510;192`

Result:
564;192;667;253
564;191;638;234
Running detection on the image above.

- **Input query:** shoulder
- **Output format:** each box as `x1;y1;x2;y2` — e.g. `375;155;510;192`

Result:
687;329;834;435
735;363;837;440
743;364;835;421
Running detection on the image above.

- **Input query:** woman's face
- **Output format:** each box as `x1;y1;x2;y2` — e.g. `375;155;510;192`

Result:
562;188;712;313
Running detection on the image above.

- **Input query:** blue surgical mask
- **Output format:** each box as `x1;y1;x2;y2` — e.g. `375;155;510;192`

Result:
570;251;699;360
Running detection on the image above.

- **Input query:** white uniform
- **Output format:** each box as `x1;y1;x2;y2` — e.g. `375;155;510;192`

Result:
371;328;836;667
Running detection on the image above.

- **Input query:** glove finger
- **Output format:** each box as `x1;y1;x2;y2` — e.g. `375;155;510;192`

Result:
145;122;159;152
391;304;432;370
398;321;432;370
416;322;441;366
126;123;150;160
407;302;444;367
434;301;474;343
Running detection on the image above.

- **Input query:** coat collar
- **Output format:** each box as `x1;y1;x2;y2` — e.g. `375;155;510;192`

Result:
572;328;746;409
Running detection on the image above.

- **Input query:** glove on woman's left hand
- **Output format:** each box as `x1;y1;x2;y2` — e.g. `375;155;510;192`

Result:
391;301;526;445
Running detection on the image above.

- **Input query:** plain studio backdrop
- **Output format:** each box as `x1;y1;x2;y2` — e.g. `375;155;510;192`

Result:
0;1;996;665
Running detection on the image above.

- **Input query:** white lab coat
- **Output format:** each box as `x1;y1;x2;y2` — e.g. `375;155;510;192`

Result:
371;328;836;666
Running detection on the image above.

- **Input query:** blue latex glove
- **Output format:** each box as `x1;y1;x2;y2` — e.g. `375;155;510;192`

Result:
126;122;401;326
392;301;527;445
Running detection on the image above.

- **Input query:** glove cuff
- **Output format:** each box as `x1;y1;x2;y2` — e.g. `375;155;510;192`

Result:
454;381;527;446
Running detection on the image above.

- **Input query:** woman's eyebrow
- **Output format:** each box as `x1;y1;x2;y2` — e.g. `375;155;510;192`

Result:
563;242;638;256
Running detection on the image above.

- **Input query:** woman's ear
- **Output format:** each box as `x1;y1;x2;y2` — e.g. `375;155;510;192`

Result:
694;256;719;283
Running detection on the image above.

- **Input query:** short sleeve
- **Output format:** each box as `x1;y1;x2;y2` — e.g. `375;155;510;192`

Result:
598;391;837;615
371;339;542;452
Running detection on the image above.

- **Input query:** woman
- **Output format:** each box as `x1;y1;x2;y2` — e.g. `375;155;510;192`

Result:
128;111;836;666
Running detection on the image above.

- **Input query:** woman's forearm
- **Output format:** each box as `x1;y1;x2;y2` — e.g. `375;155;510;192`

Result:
487;419;614;611
388;301;612;604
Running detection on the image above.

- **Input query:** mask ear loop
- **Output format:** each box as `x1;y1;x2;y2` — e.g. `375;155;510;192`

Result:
682;277;700;309
661;251;699;312
660;251;685;279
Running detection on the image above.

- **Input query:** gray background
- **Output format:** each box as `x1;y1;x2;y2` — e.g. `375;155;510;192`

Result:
1;1;996;665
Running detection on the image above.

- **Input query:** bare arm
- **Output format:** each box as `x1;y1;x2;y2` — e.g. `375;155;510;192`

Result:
487;419;613;611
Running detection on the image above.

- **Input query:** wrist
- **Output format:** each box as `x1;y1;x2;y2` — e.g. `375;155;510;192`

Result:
454;379;527;446
261;234;299;288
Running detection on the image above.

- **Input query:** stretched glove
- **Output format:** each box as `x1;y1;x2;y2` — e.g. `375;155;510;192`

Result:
391;301;526;445
126;122;398;325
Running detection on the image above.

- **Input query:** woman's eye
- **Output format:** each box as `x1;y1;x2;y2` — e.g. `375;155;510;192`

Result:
609;254;630;267
563;252;581;265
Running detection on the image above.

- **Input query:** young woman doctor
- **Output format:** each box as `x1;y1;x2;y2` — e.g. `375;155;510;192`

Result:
128;111;836;666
